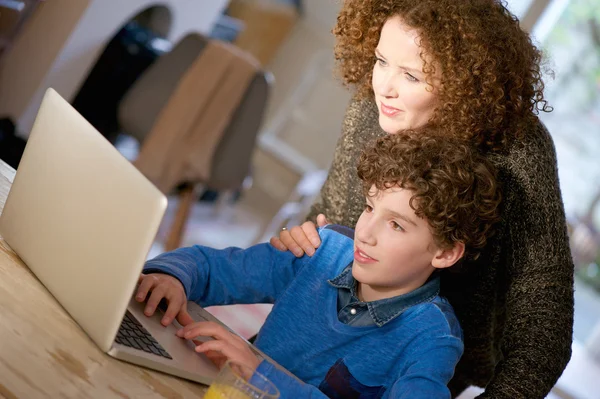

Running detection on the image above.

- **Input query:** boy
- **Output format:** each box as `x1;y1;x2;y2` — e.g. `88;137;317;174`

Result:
136;130;501;398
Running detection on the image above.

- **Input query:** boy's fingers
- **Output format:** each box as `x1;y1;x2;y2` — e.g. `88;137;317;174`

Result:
195;339;247;358
144;285;167;316
176;306;195;327
182;322;236;343
204;350;228;369
301;221;321;249
135;275;157;302
160;295;183;326
195;340;230;356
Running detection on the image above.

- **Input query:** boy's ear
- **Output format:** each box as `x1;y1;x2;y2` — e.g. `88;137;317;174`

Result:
431;242;465;269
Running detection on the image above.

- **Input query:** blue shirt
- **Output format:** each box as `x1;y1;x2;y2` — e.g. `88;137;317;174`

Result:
330;261;441;327
144;225;463;398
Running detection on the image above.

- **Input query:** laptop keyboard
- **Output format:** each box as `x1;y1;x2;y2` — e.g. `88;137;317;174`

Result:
115;310;172;359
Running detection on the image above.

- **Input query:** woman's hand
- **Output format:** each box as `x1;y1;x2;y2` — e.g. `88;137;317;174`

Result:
269;214;329;257
177;321;260;370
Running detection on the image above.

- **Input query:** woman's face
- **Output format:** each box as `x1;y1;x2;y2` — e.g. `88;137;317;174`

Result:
372;16;439;134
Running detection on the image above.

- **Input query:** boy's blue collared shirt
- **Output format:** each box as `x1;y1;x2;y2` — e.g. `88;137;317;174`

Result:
328;264;441;327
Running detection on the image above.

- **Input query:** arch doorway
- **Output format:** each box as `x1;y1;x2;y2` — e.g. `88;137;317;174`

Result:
71;5;173;143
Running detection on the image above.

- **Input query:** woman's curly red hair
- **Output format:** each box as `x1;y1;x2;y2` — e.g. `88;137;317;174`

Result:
334;0;551;151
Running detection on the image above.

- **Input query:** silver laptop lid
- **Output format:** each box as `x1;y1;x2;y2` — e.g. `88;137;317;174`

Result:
0;88;167;352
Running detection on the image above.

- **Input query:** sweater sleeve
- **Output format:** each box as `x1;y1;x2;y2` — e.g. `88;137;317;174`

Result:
143;243;307;306
479;125;574;398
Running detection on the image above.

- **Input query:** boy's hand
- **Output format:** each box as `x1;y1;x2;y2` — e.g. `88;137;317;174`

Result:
177;321;260;370
135;273;194;327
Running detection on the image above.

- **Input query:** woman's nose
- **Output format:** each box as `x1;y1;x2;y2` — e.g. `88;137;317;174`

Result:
375;71;397;98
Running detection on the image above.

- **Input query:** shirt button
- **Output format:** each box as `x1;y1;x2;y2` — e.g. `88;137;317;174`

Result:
350;308;357;315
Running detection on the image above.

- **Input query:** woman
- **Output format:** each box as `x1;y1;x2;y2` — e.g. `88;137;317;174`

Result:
271;0;574;397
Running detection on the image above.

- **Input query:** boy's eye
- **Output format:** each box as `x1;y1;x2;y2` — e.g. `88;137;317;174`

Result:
391;221;404;232
364;204;373;213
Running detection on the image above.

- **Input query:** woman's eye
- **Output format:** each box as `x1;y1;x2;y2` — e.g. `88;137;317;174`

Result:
364;204;373;213
376;57;387;67
405;73;419;82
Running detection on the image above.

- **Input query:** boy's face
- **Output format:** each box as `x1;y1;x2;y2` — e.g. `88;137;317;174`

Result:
353;185;460;302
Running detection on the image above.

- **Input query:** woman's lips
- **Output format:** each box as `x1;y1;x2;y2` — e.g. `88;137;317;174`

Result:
380;102;401;117
354;248;378;264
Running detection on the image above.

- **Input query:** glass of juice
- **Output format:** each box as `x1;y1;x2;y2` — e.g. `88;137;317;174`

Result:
203;360;280;399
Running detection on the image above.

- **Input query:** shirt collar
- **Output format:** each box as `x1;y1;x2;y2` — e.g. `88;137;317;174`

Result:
328;264;441;327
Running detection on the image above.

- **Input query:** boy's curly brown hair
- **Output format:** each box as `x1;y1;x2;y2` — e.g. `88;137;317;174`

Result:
357;130;501;261
334;0;551;151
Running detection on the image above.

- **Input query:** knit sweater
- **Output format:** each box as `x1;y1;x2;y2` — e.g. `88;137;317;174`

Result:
306;97;574;398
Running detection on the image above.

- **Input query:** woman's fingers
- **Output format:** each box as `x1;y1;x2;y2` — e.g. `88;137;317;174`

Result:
316;214;329;228
269;236;288;251
302;221;322;249
270;217;328;257
279;228;305;257
290;224;317;256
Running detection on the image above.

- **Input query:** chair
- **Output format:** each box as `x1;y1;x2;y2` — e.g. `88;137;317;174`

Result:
118;33;272;250
0;0;42;63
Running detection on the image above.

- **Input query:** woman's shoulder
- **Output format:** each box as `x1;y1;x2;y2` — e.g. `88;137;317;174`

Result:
492;117;557;174
491;117;563;204
341;95;385;144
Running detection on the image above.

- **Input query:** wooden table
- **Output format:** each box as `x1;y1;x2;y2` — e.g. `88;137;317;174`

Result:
0;159;207;398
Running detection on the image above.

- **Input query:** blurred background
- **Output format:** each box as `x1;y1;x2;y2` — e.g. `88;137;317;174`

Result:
0;1;599;398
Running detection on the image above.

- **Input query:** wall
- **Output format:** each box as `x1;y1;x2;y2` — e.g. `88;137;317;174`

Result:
0;0;229;137
252;0;352;203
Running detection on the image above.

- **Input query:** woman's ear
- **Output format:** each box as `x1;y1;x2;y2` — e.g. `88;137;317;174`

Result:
431;242;465;269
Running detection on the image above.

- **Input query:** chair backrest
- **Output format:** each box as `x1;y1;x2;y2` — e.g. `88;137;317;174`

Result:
118;34;271;192
118;34;208;143
209;70;271;190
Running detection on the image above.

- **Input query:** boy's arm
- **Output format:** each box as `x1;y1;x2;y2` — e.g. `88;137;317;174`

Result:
143;242;307;306
387;335;463;399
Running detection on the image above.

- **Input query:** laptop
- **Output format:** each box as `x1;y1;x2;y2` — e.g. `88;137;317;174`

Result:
0;88;272;385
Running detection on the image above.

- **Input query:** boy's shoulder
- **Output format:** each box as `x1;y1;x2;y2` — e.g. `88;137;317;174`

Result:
317;224;355;257
322;224;354;239
300;225;354;276
405;296;463;341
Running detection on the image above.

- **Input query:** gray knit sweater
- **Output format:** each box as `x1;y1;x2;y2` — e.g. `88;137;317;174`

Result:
307;97;574;398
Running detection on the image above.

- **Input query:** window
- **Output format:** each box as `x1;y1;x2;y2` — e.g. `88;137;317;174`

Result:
534;0;600;344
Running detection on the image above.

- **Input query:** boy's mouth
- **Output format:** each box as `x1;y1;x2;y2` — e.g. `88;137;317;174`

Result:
354;247;378;263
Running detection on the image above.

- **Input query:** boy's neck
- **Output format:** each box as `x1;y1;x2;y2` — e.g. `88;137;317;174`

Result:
356;272;434;302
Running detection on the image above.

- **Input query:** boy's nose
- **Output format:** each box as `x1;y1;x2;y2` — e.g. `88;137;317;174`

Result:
356;226;377;246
